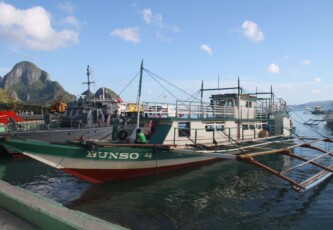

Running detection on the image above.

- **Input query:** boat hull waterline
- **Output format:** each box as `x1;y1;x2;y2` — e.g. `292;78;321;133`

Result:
1;138;220;183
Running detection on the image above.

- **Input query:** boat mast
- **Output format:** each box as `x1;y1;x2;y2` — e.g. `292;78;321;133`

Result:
136;60;144;129
270;85;273;114
237;77;241;139
201;80;204;117
82;65;95;93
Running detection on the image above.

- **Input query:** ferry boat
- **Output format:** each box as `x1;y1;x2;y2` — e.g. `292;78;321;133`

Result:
2;62;333;192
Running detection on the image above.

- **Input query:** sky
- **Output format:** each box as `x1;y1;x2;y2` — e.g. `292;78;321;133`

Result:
0;0;332;105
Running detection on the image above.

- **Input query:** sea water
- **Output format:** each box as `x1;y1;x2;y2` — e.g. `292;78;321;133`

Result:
1;110;333;229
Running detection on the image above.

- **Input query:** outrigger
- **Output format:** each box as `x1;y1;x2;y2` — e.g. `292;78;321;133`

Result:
185;135;333;192
303;118;325;125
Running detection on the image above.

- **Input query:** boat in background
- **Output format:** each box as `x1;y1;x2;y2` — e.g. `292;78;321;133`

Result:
0;66;135;144
311;106;325;114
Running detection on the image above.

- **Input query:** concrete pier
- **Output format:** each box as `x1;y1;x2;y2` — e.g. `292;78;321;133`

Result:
0;207;39;229
0;180;127;230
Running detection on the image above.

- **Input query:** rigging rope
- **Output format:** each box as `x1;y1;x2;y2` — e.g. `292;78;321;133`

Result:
290;110;329;139
117;71;140;98
144;68;201;102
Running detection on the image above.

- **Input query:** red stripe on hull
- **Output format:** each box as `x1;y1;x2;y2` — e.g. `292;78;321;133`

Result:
62;158;221;183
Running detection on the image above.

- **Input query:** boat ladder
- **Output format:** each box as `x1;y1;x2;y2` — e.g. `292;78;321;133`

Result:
235;137;333;192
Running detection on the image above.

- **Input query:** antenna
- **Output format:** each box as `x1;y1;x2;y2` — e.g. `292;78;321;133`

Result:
82;65;95;92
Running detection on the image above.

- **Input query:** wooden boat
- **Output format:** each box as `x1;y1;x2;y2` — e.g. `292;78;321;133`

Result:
3;62;333;192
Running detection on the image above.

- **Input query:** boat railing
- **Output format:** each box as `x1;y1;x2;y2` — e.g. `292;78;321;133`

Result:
143;99;287;120
255;108;269;119
255;96;288;116
143;101;272;120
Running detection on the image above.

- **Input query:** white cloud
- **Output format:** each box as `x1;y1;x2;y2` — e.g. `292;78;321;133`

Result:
200;44;213;55
56;2;75;14
142;8;163;27
141;8;180;42
0;2;79;50
156;30;170;43
170;25;180;33
267;63;280;74
313;77;322;83
242;21;265;42
303;59;311;65
142;8;153;24
311;89;320;94
60;16;81;29
111;27;140;43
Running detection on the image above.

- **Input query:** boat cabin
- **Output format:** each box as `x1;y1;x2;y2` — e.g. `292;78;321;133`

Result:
210;93;257;119
130;89;291;147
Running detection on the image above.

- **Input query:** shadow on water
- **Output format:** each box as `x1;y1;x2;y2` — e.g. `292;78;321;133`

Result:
64;147;333;230
66;156;327;230
2;149;332;229
0;157;91;204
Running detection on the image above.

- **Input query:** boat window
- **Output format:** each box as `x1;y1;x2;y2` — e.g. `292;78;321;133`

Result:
256;124;262;129
246;101;252;108
242;125;249;130
216;125;224;131
179;122;190;137
71;108;78;116
64;109;70;116
216;100;225;106
205;125;214;132
250;125;255;130
227;99;234;107
77;109;82;115
235;99;238;107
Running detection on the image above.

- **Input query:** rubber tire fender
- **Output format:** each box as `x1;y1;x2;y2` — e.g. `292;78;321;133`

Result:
118;130;128;140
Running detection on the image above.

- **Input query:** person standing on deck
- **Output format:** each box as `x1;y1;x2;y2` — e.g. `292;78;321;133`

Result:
135;128;147;144
104;111;110;126
98;111;103;127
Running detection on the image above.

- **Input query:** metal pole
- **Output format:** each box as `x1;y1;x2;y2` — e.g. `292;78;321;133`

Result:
136;60;144;129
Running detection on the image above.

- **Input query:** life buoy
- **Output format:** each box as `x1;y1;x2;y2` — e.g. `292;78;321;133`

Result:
118;130;128;140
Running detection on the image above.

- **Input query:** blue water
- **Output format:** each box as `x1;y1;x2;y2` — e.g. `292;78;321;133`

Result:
1;110;333;229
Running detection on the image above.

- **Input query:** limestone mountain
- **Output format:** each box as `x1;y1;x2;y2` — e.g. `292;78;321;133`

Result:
76;87;119;106
0;61;76;103
0;88;15;103
95;87;119;100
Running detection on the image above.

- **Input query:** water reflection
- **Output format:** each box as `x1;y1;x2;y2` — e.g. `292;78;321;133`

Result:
0;157;91;204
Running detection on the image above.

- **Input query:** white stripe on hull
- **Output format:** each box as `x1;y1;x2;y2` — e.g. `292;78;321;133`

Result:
23;152;215;170
15;127;114;142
